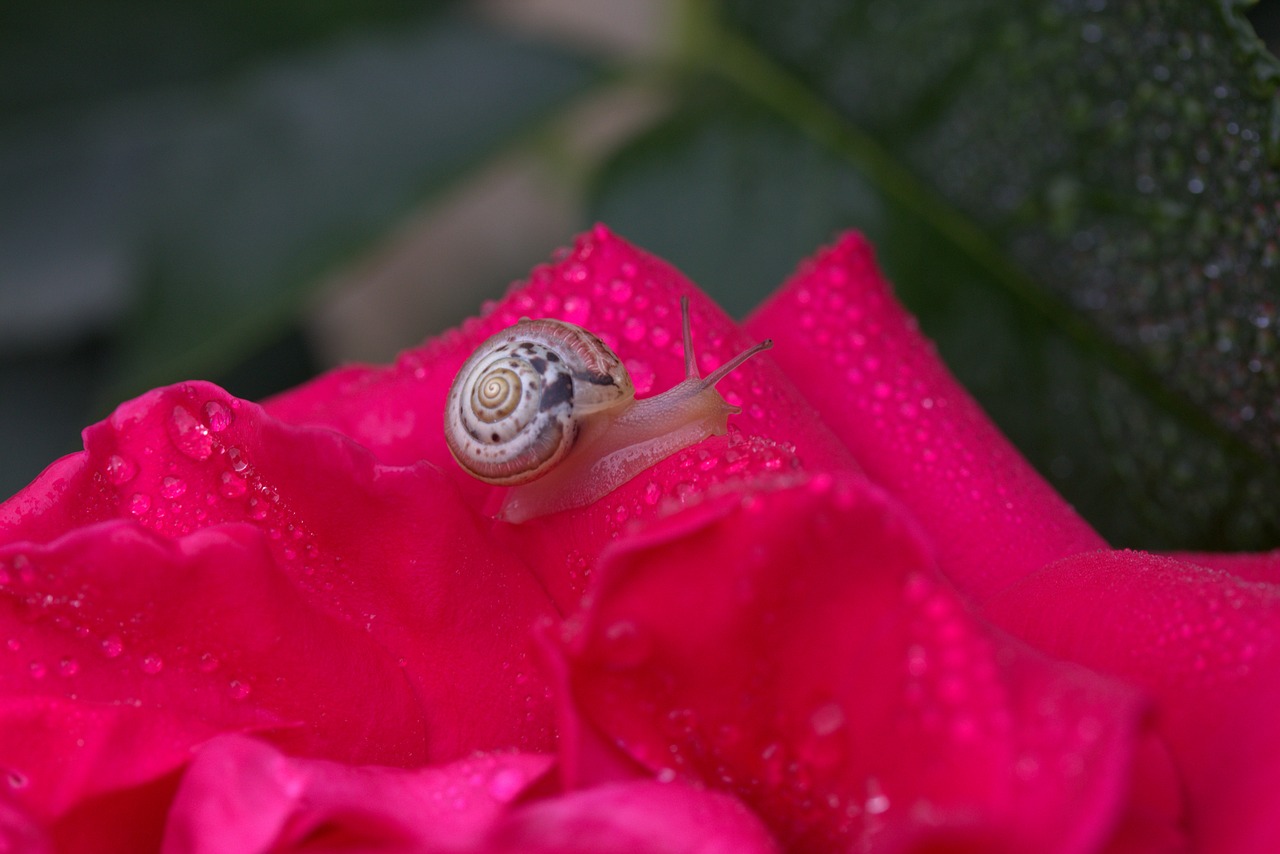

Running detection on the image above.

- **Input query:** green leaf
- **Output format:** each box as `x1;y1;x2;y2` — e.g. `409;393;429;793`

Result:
589;0;1280;549
0;7;601;403
717;0;1280;462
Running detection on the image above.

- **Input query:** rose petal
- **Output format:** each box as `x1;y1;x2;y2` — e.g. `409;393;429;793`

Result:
162;734;555;854
985;550;1280;853
745;232;1105;600
486;779;780;854
0;789;51;854
268;225;863;609
0;523;430;841
1170;549;1280;584
2;381;557;761
554;474;1142;852
0;382;563;845
163;735;776;854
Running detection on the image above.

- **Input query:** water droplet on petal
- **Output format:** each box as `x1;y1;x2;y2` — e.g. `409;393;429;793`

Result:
226;447;249;473
865;779;890;815
101;635;124;658
160;477;187;499
609;278;633;303
800;702;848;770
598;619;652;668
169;406;213;461
562;295;590;325
199;652;219;672
203;400;234;432
128;493;151;517
228;680;251;700
106;454;137;485
219;472;247;498
141;655;163;674
28;661;46;680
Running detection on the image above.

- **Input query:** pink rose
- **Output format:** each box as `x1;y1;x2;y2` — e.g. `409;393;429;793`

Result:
0;226;1275;852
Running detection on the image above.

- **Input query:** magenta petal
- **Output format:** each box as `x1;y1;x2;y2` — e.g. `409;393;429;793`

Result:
0;523;429;840
162;734;555;854
487;779;779;854
270;226;863;609
0;381;562;845
555;475;1142;852
163;735;776;854
1;381;557;763
745;233;1105;600
985;550;1280;853
1169;549;1280;584
0;790;51;854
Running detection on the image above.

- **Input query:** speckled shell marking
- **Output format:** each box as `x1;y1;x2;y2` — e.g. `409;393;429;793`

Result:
444;318;635;485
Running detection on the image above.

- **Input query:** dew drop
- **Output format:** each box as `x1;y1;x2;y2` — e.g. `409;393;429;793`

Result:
101;635;124;658
599;620;652;668
160;477;187;499
562;294;590;325
128;493;151;517
169;406;214;461
28;661;46;680
650;326;671;348
644;482;662;506
141;655;164;675
228;680;251;700
219;472;247;499
623;316;646;342
198;652;219;672
59;657;79;677
865;779;890;815
5;638;18;652
203;400;234;432
226;447;249;473
800;702;848;770
608;278;633;303
106;454;138;485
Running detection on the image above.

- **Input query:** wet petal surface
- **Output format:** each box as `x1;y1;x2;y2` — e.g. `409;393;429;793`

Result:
746;233;1106;600
552;473;1142;852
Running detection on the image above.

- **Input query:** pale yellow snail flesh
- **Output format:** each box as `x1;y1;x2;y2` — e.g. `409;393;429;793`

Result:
444;297;772;522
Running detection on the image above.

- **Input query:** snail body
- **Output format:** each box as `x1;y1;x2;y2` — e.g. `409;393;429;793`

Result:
445;298;772;523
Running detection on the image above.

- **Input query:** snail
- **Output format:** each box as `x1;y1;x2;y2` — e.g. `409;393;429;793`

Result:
444;297;772;522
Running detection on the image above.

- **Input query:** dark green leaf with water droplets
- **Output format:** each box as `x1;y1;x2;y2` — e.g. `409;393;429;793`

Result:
591;2;1280;549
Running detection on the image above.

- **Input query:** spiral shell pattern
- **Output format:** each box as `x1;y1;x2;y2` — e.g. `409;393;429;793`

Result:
445;318;634;485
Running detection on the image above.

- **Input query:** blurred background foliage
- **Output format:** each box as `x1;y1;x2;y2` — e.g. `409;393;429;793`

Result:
2;0;1278;551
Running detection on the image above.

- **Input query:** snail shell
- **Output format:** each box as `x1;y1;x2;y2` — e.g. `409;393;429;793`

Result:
445;298;772;522
444;318;634;485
